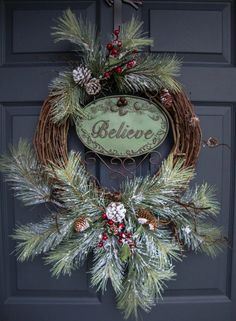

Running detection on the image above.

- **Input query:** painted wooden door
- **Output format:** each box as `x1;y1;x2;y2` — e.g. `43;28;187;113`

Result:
0;1;235;321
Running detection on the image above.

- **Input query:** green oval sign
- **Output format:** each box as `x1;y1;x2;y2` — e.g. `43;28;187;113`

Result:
76;95;169;158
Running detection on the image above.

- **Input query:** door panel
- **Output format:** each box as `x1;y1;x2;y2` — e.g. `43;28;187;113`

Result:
0;1;235;321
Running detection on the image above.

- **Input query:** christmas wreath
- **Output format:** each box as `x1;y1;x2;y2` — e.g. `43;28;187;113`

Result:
0;9;225;319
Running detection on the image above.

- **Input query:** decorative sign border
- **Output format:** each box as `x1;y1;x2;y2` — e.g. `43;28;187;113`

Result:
75;95;170;158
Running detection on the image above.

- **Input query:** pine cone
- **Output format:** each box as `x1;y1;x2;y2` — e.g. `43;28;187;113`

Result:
159;89;173;108
74;216;90;232
206;136;219;147
137;208;158;230
105;192;122;202
85;78;101;95
72;65;91;86
106;202;126;223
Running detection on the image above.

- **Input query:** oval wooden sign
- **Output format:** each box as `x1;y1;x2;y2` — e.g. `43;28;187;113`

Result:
75;95;169;158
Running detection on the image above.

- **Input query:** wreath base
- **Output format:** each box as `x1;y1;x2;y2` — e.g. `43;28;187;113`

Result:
34;90;202;171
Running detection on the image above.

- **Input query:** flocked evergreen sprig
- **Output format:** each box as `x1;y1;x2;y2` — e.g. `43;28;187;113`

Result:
0;140;225;319
49;9;181;123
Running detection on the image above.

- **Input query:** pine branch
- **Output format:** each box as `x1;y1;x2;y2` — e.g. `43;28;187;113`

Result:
121;154;195;209
133;54;181;79
46;228;101;277
117;267;155;319
198;225;225;257
178;223;225;257
116;227;179;319
117;250;175;319
135;54;181;91
47;151;104;215
49;70;87;123
116;54;181;93
52;9;99;54
119;16;153;51
118;73;159;93
12;215;74;262
181;183;220;217
91;239;125;294
0;139;51;206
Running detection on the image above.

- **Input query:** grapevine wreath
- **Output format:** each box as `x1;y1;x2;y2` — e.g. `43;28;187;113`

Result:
0;9;225;319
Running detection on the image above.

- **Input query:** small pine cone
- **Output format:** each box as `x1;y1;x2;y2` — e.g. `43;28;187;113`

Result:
72;65;92;86
106;192;122;202
159;89;173;108
74;216;90;232
109;224;119;235
85;78;101;95
137;208;158;230
206;136;219;147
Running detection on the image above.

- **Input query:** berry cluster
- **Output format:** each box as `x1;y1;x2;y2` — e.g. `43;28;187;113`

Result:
104;26;137;79
98;212;135;249
106;27;122;58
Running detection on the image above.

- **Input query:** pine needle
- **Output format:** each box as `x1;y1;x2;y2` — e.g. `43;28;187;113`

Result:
0;139;51;206
49;70;87;123
91;241;125;294
51;8;99;54
121;154;195;209
46;228;101;277
119;16;153;50
12;216;74;262
119;54;182;93
46;151;104;214
182;183;220;217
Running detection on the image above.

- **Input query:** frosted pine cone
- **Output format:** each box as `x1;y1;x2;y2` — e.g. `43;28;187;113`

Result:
85;78;101;95
106;202;126;223
159;89;173;108
74;216;90;232
72;65;91;85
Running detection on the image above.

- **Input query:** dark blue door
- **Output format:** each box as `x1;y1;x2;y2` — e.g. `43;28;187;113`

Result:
0;1;235;321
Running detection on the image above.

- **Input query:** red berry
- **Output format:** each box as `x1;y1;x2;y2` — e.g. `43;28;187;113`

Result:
104;71;111;79
111;48;118;56
126;232;132;238
113;28;120;37
118;223;125;229
117;40;122;47
127;62;132;69
108;220;114;225
98;241;103;248
102;233;108;241
127;60;136;69
120;232;126;239
106;43;113;50
101;213;107;220
118;238;123;245
115;66;123;74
